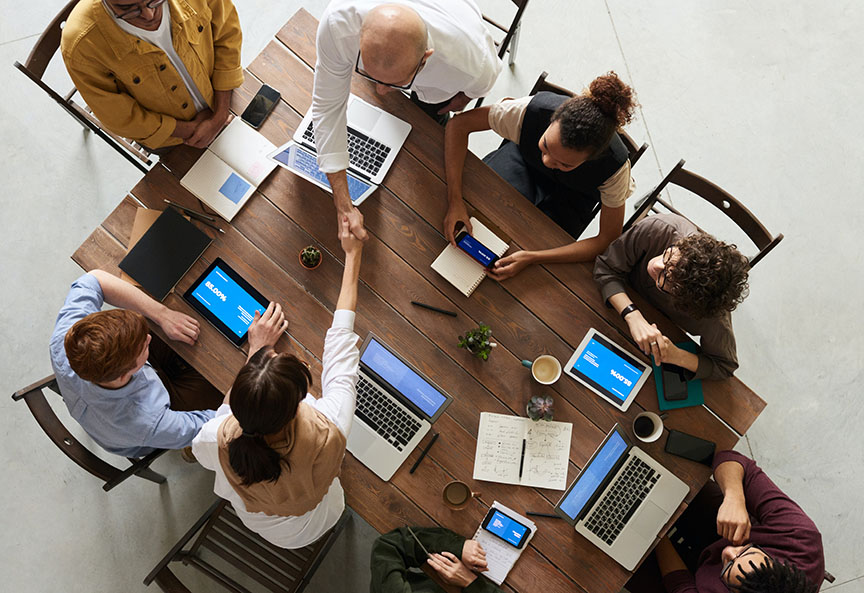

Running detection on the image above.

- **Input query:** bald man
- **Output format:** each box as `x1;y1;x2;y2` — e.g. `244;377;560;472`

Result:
313;0;502;240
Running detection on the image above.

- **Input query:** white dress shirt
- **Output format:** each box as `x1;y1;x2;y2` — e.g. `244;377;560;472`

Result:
192;310;360;549
313;0;502;172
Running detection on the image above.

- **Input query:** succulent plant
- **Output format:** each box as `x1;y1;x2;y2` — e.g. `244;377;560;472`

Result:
526;395;554;421
299;245;322;269
457;323;496;361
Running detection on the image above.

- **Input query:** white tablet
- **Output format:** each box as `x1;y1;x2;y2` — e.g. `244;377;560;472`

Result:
564;328;651;412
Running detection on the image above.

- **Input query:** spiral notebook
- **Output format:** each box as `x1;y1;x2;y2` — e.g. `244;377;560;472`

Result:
431;217;509;297
471;501;536;585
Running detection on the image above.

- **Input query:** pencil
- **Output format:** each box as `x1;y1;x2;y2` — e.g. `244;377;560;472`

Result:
409;432;439;474
518;438;526;479
526;512;561;519
411;301;457;317
163;199;218;222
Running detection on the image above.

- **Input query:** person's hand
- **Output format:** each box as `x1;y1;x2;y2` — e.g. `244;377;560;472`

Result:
427;551;478;588
438;92;472;115
339;215;363;256
487;251;533;281
158;309;200;345
717;493;751;545
339;207;368;242
247;302;289;354
186;111;232;148
461;540;488;572
443;201;472;245
626;313;667;359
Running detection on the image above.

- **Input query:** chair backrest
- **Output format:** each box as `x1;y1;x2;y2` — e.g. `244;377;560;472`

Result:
144;501;348;593
481;0;530;60
12;374;167;491
624;159;784;268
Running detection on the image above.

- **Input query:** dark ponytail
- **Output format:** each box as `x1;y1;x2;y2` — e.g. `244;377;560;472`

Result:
227;348;313;486
551;71;637;155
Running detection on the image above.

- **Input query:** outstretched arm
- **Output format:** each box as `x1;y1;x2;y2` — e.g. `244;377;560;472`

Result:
337;216;363;311
443;107;493;244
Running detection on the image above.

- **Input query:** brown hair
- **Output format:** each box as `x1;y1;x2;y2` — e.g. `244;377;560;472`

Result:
666;233;750;319
551;71;637;155
228;349;312;485
64;309;149;383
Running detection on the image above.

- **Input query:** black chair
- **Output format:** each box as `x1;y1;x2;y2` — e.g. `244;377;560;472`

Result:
624;159;784;268
144;500;349;593
473;1;531;108
12;374;167;492
13;0;153;173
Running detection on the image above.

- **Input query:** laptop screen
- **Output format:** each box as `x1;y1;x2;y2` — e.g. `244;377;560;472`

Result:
360;338;449;418
557;428;629;521
271;144;372;204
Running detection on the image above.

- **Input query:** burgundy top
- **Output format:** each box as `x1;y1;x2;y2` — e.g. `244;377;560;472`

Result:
663;451;824;593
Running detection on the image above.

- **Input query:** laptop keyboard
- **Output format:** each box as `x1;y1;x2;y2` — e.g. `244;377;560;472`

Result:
584;456;659;546
302;122;391;177
354;376;422;451
287;146;371;203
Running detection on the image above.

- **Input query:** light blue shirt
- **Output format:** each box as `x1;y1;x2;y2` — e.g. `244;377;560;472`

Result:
49;273;215;457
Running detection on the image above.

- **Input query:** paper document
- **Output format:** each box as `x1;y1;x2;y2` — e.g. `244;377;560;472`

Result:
473;412;572;490
472;502;536;585
431;217;508;297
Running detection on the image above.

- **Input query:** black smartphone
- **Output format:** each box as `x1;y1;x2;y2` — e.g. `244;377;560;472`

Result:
661;363;689;401
481;508;530;549
665;430;716;466
454;225;499;268
241;84;280;129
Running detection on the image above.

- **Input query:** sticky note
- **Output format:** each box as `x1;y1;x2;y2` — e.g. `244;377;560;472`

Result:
218;173;251;204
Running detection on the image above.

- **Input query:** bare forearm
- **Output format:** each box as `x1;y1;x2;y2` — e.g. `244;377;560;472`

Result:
444;108;491;205
326;170;353;215
715;460;746;500
655;537;688;577
336;251;362;312
212;89;232;117
89;269;167;323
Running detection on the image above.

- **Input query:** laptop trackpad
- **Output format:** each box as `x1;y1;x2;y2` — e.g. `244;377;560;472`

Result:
630;502;667;539
348;100;381;131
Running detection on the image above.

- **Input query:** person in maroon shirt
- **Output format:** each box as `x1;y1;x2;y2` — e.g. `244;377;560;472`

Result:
628;450;824;593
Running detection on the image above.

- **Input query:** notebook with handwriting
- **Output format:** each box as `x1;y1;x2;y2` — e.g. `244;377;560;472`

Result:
473;412;572;490
431;217;508;297
471;502;536;586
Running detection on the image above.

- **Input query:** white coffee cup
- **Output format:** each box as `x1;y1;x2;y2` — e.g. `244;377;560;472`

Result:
632;411;664;443
521;355;562;385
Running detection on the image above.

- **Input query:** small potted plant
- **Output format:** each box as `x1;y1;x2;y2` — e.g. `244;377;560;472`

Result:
526;395;554;422
299;245;322;270
457;323;496;361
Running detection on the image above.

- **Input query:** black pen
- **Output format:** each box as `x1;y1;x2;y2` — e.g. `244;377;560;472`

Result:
409;432;439;474
526;511;561;519
191;216;225;234
411;301;457;317
518;438;526;479
163;199;219;222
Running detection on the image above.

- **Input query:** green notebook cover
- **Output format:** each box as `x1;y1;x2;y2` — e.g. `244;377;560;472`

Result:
653;341;704;410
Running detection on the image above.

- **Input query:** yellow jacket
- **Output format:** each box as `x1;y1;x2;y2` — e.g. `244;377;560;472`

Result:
61;0;243;148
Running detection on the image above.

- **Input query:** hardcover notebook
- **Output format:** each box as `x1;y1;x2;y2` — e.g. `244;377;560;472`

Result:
431;217;508;297
118;208;212;301
180;119;277;221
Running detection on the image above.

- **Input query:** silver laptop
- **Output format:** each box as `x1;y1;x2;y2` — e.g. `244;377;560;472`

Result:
268;94;412;206
347;333;452;481
554;424;688;571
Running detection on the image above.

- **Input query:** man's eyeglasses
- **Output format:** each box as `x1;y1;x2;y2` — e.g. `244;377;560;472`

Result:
108;0;166;21
720;544;769;590
354;52;425;90
656;247;675;293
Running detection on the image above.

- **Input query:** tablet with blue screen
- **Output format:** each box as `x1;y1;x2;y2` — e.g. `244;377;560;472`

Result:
183;258;270;347
564;328;651;412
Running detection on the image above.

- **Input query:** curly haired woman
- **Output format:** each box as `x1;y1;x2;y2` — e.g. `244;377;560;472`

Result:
443;71;638;280
593;213;750;380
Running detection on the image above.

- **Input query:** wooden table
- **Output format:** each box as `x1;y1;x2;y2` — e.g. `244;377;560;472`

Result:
72;9;765;593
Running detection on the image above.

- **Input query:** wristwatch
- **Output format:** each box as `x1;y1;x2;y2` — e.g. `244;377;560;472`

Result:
620;304;639;321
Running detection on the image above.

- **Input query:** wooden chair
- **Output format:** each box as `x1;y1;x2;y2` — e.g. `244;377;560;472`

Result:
624;159;784;268
472;1;531;108
143;500;349;593
12;374;168;492
13;0;153;173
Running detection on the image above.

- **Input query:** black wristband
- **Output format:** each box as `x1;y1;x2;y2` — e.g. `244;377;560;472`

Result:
620;304;639;321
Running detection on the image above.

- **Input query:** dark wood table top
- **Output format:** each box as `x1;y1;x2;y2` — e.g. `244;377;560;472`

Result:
72;9;765;593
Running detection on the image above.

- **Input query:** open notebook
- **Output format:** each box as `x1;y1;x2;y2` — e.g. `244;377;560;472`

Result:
180;119;277;221
431;217;508;297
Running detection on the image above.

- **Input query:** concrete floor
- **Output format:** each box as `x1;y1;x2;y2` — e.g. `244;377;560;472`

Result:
1;0;862;591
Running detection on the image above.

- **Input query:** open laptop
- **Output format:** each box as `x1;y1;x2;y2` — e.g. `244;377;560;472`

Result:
553;424;688;571
347;333;452;481
268;94;412;206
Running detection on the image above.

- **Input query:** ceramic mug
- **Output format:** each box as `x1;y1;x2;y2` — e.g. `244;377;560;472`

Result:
521;355;562;385
442;480;480;510
632;411;664;443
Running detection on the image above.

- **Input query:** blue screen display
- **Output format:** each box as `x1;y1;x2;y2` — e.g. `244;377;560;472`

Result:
457;233;497;267
191;266;266;338
273;145;371;204
361;339;448;418
572;337;644;402
484;510;528;547
559;431;629;520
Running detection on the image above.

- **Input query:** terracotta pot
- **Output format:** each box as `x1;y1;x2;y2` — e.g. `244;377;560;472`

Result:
299;250;321;270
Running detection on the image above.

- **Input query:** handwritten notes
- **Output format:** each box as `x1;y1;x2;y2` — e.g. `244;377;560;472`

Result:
472;502;536;585
473;412;572;490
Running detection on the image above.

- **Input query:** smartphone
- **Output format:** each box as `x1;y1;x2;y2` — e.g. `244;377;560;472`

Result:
661;363;689;401
454;226;499;268
665;430;716;466
241;84;280;129
481;508;530;549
